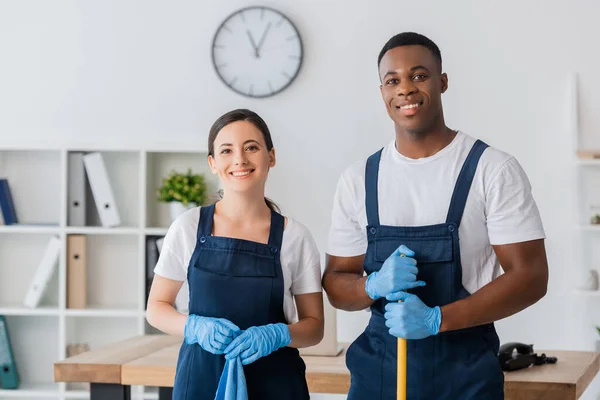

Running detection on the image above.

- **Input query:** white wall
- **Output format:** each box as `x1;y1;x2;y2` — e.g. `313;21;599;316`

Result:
2;1;600;398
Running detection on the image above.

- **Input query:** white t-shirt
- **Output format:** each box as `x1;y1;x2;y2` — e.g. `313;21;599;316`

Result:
327;131;546;294
154;207;322;323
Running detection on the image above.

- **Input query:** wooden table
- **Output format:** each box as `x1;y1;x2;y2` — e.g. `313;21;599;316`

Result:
54;335;600;400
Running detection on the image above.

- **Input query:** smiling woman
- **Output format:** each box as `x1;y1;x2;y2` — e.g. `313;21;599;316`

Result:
145;108;324;400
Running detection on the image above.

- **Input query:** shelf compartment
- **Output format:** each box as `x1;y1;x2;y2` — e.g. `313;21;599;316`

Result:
76;235;140;310
66;150;140;229
1;316;60;394
0;233;60;308
0;150;61;226
145;151;218;229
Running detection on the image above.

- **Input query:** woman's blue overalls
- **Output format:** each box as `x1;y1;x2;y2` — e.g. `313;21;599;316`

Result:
173;204;310;400
346;140;504;399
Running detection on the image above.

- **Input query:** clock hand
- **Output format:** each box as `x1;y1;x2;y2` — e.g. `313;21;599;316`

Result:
246;30;259;58
256;22;272;58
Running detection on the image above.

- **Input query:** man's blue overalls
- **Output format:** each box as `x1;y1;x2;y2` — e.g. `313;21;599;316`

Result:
346;140;504;399
172;205;310;400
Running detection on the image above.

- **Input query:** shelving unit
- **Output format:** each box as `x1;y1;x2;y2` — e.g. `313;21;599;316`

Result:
0;146;218;399
570;74;600;321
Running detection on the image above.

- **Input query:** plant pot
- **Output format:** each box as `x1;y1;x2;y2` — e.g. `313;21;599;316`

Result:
169;201;197;222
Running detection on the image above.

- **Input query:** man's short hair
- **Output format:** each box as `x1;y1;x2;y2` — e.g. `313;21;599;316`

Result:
377;32;442;71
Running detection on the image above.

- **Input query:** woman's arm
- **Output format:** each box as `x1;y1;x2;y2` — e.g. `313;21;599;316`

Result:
288;292;324;348
146;275;188;337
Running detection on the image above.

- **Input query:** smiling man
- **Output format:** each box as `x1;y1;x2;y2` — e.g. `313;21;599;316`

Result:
322;32;548;399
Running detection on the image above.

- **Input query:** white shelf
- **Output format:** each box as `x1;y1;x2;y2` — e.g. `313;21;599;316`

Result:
64;308;140;318
144;227;169;236
0;306;60;316
64;226;141;235
63;391;89;399
0;382;58;397
0;225;60;234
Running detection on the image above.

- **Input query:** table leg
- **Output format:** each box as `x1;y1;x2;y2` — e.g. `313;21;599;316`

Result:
90;383;131;400
158;386;173;400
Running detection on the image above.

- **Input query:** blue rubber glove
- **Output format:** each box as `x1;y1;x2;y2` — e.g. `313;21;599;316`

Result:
384;291;441;339
365;245;425;300
224;323;291;365
184;315;241;355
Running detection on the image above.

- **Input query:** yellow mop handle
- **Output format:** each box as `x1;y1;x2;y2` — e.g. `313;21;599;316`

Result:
397;303;407;400
397;253;407;400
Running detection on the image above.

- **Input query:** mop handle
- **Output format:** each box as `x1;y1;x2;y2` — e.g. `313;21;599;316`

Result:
397;303;407;400
397;253;407;400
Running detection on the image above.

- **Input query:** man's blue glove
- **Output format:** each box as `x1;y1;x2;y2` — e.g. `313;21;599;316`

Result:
384;291;442;339
224;323;291;365
184;315;241;355
365;245;425;300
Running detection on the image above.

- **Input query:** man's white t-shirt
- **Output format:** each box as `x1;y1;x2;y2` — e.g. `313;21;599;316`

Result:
154;207;322;323
327;131;545;294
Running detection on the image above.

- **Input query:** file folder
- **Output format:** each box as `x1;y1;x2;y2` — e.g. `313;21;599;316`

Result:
24;235;61;308
67;235;87;309
82;152;121;228
0;315;19;389
145;236;159;309
67;152;87;226
0;179;18;225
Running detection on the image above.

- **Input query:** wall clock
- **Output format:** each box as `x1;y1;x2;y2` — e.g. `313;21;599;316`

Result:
211;6;303;98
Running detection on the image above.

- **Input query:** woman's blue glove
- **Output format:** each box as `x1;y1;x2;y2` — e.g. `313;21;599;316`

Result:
384;291;442;339
184;315;240;355
365;245;425;300
224;323;291;365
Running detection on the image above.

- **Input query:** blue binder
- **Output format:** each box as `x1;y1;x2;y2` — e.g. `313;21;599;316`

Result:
0;179;18;225
0;315;19;389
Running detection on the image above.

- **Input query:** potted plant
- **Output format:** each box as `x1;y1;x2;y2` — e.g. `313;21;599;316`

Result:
591;213;600;225
157;169;207;222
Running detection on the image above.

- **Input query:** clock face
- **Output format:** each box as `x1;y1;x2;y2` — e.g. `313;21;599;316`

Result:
211;6;303;98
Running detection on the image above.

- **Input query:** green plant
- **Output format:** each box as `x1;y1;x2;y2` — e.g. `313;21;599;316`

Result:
592;213;600;225
597;326;600;337
156;169;207;206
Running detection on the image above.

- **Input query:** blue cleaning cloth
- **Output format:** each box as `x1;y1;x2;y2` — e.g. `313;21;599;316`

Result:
214;357;248;400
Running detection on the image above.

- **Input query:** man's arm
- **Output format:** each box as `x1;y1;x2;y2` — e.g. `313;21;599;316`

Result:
322;254;374;311
439;239;548;333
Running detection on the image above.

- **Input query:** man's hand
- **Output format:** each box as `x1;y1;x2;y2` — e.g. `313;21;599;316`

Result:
365;245;425;300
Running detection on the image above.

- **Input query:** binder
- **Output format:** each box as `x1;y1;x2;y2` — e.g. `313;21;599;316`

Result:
24;235;61;308
0;179;18;225
0;315;19;389
67;235;87;309
67;152;87;226
145;236;160;308
82;152;121;227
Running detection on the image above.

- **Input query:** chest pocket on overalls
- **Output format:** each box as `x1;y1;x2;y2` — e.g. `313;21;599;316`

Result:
374;237;454;307
191;244;277;327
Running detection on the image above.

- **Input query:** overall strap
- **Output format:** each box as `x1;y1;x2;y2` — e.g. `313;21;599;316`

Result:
445;139;489;227
365;148;384;226
267;209;285;253
198;204;215;239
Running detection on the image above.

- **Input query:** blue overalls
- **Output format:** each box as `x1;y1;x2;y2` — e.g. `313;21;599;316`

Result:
346;140;505;399
173;204;310;400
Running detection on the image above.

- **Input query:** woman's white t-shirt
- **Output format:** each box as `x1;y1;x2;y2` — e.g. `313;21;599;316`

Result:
154;207;322;323
327;131;546;295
